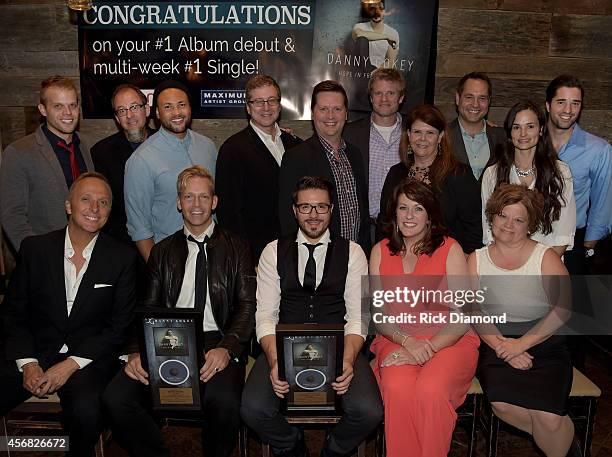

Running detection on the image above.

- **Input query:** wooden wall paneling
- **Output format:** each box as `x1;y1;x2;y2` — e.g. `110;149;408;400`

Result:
579;110;612;143
439;0;498;9
0;107;26;149
437;8;551;55
56;4;79;51
435;54;612;82
0;5;60;51
551;15;612;59
0;51;78;77
494;0;554;13
549;0;612;16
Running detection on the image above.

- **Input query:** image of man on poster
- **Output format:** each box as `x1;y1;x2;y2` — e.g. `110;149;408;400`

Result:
352;0;400;69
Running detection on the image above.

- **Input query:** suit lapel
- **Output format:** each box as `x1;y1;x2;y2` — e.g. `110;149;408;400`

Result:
247;126;281;169
48;230;69;320
36;126;69;191
69;235;105;321
450;120;469;165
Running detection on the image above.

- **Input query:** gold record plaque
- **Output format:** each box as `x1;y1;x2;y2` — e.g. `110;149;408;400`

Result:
276;324;344;414
138;309;204;412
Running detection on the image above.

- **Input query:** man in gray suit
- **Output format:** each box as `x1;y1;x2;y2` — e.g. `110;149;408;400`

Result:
0;75;94;251
448;72;506;180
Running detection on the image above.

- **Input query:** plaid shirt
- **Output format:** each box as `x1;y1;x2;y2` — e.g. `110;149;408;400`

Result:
318;136;360;242
369;115;402;217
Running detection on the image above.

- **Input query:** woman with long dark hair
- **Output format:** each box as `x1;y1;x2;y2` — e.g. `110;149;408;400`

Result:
379;104;482;253
481;101;576;255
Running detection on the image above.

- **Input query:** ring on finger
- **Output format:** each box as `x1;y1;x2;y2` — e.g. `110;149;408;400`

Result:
214;367;219;372
392;352;400;359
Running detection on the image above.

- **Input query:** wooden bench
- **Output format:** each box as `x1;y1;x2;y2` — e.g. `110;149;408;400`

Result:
482;367;601;457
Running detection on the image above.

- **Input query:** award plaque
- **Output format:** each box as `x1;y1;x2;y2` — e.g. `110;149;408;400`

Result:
276;324;344;414
138;309;204;412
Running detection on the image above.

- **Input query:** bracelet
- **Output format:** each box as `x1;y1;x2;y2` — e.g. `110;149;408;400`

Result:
392;330;409;346
400;334;410;347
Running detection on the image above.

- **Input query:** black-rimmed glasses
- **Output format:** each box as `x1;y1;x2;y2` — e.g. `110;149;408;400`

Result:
115;104;146;117
247;97;280;107
295;203;332;214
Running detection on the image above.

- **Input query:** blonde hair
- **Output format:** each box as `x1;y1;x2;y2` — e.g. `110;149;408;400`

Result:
176;165;215;195
40;75;78;105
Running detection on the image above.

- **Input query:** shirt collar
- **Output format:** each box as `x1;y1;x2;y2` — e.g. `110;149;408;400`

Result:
318;135;347;155
160;126;192;148
371;113;402;130
458;118;487;137
250;120;281;141
184;220;215;242
42;122;80;147
64;227;98;260
296;228;331;245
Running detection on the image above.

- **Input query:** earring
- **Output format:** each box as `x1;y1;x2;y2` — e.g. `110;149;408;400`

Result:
437;143;442;155
406;144;413;155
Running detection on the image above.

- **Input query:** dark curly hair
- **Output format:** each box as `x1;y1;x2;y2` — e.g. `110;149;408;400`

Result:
490;100;565;235
383;179;447;256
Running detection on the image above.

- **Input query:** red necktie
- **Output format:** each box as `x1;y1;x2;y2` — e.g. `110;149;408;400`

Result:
57;140;80;182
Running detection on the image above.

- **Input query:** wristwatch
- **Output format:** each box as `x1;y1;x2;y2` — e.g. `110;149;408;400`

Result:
585;248;595;258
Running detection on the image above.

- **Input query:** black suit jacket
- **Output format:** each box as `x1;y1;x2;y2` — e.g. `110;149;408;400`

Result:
278;135;371;254
343;117;371;184
3;229;137;368
449;118;507;176
216;125;302;260
91;128;156;244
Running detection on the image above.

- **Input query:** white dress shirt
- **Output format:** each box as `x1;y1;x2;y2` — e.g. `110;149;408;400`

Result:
16;228;98;371
250;121;285;166
175;222;219;332
255;229;368;341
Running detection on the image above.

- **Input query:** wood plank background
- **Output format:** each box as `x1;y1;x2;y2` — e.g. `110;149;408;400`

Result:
0;0;610;149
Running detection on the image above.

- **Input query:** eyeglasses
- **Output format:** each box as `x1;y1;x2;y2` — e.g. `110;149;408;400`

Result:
248;97;280;107
295;203;332;214
114;104;146;117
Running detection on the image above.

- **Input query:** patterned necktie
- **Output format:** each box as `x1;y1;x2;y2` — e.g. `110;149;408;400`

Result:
303;243;322;291
57;140;80;182
188;235;210;312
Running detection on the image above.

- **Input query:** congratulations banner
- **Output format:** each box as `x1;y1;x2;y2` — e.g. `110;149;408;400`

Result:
78;0;437;119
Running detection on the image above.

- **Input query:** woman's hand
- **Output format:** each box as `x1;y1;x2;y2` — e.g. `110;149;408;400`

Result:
380;347;418;367
507;352;534;370
494;335;528;362
401;337;436;365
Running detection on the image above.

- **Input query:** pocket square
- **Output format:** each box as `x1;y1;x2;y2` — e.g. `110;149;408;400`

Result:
94;283;113;288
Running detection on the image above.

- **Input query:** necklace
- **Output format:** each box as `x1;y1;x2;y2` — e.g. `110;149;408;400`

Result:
515;164;535;178
408;165;431;184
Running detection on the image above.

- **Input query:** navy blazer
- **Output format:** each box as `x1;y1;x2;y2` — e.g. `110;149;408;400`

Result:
3;229;137;368
216;125;302;260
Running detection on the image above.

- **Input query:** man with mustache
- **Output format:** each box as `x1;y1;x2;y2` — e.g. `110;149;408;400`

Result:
242;176;382;457
92;83;156;245
0;75;95;252
124;80;217;261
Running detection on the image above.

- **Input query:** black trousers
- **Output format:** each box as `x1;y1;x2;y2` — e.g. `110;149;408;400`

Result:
102;336;245;457
240;353;383;456
0;355;119;457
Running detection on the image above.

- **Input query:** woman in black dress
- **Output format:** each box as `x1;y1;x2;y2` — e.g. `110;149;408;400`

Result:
379;104;482;253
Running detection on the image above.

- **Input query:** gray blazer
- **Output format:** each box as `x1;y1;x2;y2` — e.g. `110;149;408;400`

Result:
449;117;507;173
0;125;94;251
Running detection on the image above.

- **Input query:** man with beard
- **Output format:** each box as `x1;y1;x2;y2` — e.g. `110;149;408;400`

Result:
92;84;156;245
0;75;94;251
124;80;217;261
352;0;399;68
241;176;382;457
545;74;612;271
448;72;506;180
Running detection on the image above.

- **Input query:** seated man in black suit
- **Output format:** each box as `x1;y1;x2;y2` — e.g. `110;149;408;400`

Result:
216;74;302;261
0;172;138;456
278;80;370;255
103;165;256;457
241;176;383;457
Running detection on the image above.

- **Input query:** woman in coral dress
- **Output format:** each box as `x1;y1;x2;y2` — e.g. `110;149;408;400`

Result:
370;179;480;457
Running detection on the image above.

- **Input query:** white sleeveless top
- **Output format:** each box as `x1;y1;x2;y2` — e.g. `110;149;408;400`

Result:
475;243;551;322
